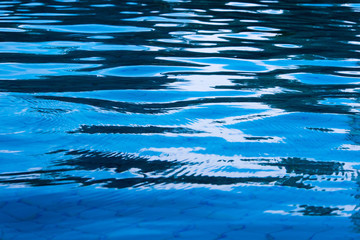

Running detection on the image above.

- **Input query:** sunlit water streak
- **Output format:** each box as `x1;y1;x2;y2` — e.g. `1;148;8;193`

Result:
0;0;360;239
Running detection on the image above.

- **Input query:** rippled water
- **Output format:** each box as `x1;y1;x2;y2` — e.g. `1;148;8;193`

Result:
1;0;360;239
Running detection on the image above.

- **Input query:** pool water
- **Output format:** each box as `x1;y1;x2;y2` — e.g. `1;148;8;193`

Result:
1;0;360;239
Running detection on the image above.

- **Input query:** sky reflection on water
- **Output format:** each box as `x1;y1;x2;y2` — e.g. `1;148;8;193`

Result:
0;0;360;239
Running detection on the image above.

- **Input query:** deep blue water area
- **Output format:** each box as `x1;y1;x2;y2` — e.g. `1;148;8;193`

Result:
1;0;360;239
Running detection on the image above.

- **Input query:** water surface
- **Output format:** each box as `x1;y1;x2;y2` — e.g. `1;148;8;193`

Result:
1;0;360;239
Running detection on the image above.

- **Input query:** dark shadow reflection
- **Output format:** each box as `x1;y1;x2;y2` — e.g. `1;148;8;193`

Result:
295;205;342;216
0;150;349;190
36;89;358;115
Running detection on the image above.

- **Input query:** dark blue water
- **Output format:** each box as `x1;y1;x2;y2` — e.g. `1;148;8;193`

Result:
1;0;360;239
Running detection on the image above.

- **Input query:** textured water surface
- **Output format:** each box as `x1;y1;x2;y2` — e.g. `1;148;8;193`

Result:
1;0;360;239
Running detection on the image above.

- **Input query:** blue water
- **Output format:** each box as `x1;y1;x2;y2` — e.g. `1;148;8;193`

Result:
1;0;360;239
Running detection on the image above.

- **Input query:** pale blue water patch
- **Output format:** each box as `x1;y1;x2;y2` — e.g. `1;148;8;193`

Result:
222;31;279;40
0;42;65;55
78;57;105;62
155;23;182;27
235;112;352;149
47;5;69;9
0;16;30;19
320;97;360;109
0;5;15;8
247;26;280;31
2;20;62;23
158;57;271;72
0;63;101;80
257;9;284;15
2;187;353;239
226;2;266;7
0;9;12;14
126;2;140;5
183;46;264;53
279;73;360;85
273;44;302;48
90;4;116;8
182;34;229;42
88;44;158;51
98;65;204;77
209;8;257;13
87;35;114;39
120;11;142;14
21;2;44;7
0;27;25;32
0;41;158;55
39;90;253;103
265;59;360;68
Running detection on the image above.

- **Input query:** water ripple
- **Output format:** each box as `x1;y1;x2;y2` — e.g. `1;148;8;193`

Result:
19;24;153;33
1;0;360;238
